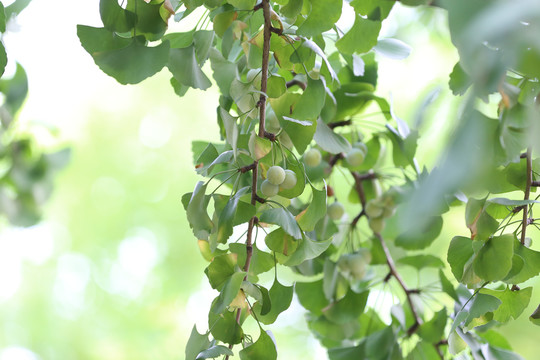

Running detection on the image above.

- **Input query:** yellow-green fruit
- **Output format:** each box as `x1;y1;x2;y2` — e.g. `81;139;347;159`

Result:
328;201;345;220
365;200;384;218
267;165;286;185
261;180;279;197
304;148;322;167
345;148;365;167
353;141;368;155
382;206;396;218
280;169;297;189
369;217;385;233
337;256;351;275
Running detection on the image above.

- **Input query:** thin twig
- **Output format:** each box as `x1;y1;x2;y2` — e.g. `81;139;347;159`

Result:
521;147;532;244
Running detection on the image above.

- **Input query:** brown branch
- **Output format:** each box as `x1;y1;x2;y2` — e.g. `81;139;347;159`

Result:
286;79;306;90
239;162;257;173
226;2;272;357
521;147;532;245
328;120;352;129
329;153;345;168
375;232;422;335
532;181;540;187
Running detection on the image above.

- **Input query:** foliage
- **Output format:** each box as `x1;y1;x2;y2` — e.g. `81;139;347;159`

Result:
79;0;540;359
0;0;69;226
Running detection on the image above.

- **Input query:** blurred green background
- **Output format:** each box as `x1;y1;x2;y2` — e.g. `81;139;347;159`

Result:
0;1;538;359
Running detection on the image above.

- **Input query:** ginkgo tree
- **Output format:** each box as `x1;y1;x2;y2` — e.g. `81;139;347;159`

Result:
78;0;540;359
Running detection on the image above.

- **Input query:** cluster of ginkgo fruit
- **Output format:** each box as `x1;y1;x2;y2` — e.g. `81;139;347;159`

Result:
260;165;297;197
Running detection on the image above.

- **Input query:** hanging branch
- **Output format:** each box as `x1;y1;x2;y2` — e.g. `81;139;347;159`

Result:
350;169;422;335
227;2;272;357
521;147;532;245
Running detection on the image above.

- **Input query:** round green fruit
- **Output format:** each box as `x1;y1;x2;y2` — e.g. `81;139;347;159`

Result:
261;180;279;197
345;148;365;167
328;201;345;220
382;206;396;218
365;200;384;218
369;217;385;233
267;165;286;185
280;169;297;190
353;141;368;155
304;148;322;167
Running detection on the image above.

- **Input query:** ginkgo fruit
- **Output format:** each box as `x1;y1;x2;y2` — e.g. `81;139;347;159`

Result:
304;148;322;167
280;169;297;189
345;148;365;167
328;201;345;220
267;165;286;185
261;180;279;197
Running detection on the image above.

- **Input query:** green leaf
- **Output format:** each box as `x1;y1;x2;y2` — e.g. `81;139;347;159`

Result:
265;227;298;256
449;62;472;95
259;208;302;239
314;118;352;154
4;0;32;18
463;293;501;329
253;279;294;325
447;236;474;282
0;62;28;114
212;271;246;314
283;235;333;267
397;255;444;271
322;289;369;324
230;243;274;278
163;31;195;48
208;305;244;344
302;39;339;83
186;182;213;240
297;185;327;232
418;308;447;343
0;42;6;78
266;76;286;98
185;326;211;360
530;304;540;326
95;37;169;85
126;0;168;41
373;38;411;60
0;1;6;33
504;241;540;284
281;0;303;19
295;279;328;315
365;327;397;359
168;45;212;90
328;344;365;360
228;0;256;10
350;0;394;20
205;253;238;290
473;234;514;282
239;330;277;360
78;26;169;85
210;49;238;96
439;269;459;301
217;187;252;245
395;216;443;250
219;107;239;159
291;78;326;120
487;198;540;206
297;0;342;37
77;25;132;53
406;341;440;360
481;287;533;323
251;134;272;160
196;345;234;359
336;15;381;55
99;0;136;33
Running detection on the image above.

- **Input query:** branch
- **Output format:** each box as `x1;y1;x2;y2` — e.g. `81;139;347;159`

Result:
521;147;532;245
375;232;422;335
328;120;352;129
348;169;421;334
286;79;306;90
227;2;272;357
